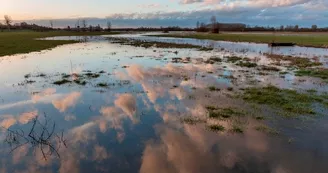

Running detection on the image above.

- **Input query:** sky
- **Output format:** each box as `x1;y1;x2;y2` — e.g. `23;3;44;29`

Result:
0;0;328;27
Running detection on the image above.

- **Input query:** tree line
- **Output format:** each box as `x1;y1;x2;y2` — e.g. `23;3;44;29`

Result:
0;15;112;32
196;16;328;32
1;15;328;32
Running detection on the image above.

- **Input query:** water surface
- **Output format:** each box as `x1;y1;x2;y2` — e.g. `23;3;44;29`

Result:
0;34;327;173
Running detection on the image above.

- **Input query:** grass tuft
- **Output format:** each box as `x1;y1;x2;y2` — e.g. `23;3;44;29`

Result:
208;125;225;132
53;79;71;85
242;85;328;116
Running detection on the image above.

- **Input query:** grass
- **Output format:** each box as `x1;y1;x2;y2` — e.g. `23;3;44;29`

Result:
255;125;279;135
96;83;109;87
226;56;242;63
295;69;328;79
74;80;87;86
0;31;120;56
208;124;225;132
53;79;71;85
236;61;257;68
181;117;205;125
110;37;211;51
260;66;281;71
255;116;265;120
242;85;328;116
265;54;322;68
207;107;245;119
231;125;244;133
208;86;220;91
152;33;328;48
84;72;100;78
204;57;222;64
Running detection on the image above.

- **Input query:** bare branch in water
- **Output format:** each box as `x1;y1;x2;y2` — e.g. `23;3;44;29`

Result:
2;114;67;160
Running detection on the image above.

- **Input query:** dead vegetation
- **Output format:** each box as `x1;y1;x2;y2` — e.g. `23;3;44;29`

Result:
3;115;67;160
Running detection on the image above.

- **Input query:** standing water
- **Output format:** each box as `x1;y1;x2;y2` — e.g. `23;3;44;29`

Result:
0;34;327;173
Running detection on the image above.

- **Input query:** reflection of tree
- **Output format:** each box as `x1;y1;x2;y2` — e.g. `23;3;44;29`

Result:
3;115;67;160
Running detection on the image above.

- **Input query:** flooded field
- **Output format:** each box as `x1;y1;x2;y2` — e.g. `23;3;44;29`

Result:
0;33;327;173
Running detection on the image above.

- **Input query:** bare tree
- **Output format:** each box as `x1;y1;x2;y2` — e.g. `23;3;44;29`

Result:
294;25;299;31
4;15;12;31
196;21;200;29
210;16;219;33
81;19;87;31
76;19;80;31
107;21;112;32
49;20;54;28
311;25;317;31
210;16;216;25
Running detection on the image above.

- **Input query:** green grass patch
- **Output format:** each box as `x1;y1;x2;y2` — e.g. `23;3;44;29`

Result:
208;86;221;92
207;107;245;119
74;80;87;86
84;72;100;78
231;125;244;133
181;117;206;125
0;31;120;56
208;124;225;132
260;66;281;71
265;54;322;68
236;61;257;68
255;116;265;120
53;79;71;85
96;82;109;87
204;57;222;64
153;33;328;48
295;69;328;79
110;37;211;51
242;85;328;116
255;125;279;135
226;56;242;63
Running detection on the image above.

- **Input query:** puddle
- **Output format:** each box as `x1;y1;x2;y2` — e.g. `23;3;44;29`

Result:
0;34;327;173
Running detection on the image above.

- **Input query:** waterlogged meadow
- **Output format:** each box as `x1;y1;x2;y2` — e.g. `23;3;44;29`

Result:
0;33;327;173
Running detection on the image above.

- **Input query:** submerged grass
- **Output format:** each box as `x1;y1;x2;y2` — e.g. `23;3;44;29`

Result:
96;83;109;87
208;124;225;132
265;54;323;68
181;117;206;125
204;57;222;64
152;33;328;48
255;125;279;135
111;38;211;51
208;86;221;92
53;79;71;85
0;31;120;56
226;56;242;63
207;107;245;119
236;61;258;68
295;69;328;79
242;85;328;116
231;125;244;133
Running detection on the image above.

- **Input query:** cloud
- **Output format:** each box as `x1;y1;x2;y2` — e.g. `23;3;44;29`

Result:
0;115;17;129
180;0;311;7
52;92;81;112
138;3;168;8
18;110;38;124
59;151;80;173
180;0;205;4
114;93;138;123
0;110;38;129
70;122;97;144
12;145;29;164
0;88;61;110
92;145;110;161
